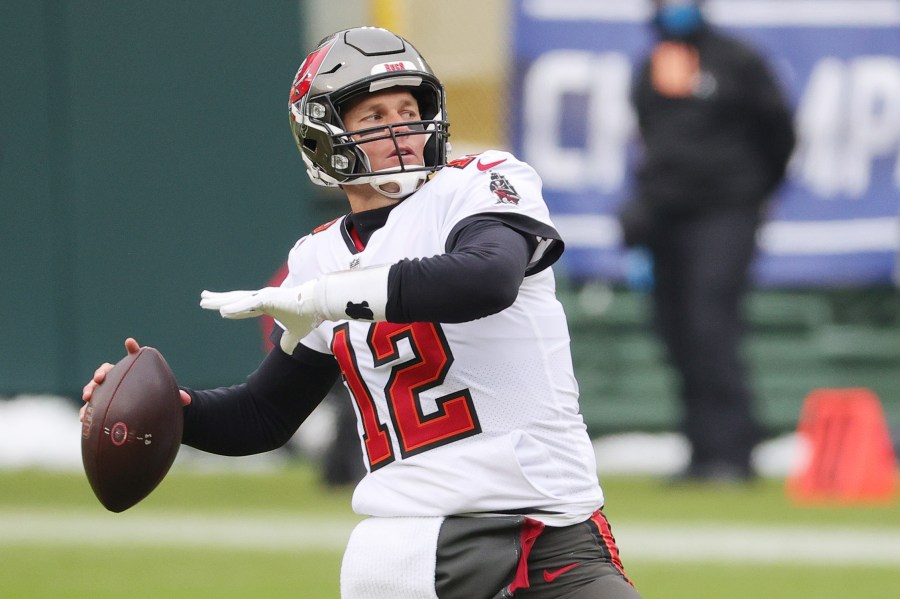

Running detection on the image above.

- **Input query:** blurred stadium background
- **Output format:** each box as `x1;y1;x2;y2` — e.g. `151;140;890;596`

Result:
1;0;897;456
1;1;899;597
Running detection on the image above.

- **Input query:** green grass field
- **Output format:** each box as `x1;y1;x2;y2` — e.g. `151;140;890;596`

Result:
2;464;898;598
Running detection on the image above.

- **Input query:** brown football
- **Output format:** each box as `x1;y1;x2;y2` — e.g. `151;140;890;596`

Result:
81;346;183;512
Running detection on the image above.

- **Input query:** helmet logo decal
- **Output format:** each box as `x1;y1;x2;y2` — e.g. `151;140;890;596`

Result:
290;39;337;105
370;60;416;75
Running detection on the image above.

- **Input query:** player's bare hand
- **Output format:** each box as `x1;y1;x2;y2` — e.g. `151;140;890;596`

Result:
80;338;190;422
81;338;139;403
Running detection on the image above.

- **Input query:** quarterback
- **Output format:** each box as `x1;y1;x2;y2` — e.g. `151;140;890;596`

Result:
83;27;641;599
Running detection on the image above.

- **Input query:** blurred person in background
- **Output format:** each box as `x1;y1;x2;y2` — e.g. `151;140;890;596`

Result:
618;0;796;483
85;27;642;598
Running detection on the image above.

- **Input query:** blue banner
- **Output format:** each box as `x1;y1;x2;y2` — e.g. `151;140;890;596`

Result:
512;0;900;287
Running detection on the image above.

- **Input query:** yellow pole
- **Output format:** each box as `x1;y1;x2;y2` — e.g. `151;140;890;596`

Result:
370;0;408;35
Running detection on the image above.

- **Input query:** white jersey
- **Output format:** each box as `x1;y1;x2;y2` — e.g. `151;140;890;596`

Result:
283;150;603;525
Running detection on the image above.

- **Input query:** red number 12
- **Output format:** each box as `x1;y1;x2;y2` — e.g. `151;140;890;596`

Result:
331;321;481;471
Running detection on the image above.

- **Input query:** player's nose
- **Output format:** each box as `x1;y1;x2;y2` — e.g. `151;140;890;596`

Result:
386;111;414;129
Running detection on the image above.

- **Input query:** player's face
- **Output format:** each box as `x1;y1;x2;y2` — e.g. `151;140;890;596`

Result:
341;89;427;172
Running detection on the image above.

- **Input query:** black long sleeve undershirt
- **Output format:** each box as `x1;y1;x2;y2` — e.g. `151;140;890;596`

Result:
181;216;541;456
182;343;339;455
386;219;535;323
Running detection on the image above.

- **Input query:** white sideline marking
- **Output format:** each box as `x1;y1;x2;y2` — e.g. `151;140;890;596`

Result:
3;510;900;566
0;510;356;552
615;523;900;566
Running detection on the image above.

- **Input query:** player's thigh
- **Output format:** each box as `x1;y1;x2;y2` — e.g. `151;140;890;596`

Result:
519;512;641;599
559;572;643;599
517;558;642;599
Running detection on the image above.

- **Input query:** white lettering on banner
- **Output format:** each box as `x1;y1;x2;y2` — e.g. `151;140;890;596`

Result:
794;56;900;198
523;52;900;200
522;50;634;191
550;214;900;254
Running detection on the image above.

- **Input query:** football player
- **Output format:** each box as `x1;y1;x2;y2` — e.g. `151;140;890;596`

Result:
83;27;642;599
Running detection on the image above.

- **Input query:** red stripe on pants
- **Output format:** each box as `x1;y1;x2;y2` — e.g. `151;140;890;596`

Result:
590;510;633;586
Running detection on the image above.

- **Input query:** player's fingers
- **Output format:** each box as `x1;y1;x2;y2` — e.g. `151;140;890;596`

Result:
200;290;235;309
179;390;192;406
279;330;301;355
83;361;116;401
200;289;258;310
79;403;87;423
219;302;266;319
216;291;275;319
124;337;140;354
92;363;114;384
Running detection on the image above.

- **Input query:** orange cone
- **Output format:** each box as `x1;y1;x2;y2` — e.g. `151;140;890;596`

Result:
787;388;898;504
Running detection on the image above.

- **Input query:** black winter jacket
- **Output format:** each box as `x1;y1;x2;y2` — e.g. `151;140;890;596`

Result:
631;25;796;214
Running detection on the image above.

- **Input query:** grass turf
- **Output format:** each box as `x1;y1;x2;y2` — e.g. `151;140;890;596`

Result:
1;465;898;598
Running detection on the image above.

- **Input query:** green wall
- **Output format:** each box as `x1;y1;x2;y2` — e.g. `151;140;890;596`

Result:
0;1;340;398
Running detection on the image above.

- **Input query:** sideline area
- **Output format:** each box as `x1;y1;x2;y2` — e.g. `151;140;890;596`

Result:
2;508;899;566
3;396;899;571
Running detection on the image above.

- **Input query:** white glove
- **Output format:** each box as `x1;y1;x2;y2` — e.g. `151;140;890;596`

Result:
200;280;322;354
200;264;392;354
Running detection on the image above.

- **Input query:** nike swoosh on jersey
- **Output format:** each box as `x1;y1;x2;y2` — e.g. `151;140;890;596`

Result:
543;562;580;583
477;158;507;171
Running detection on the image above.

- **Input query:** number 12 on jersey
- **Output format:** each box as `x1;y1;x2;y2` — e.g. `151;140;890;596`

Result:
331;321;482;471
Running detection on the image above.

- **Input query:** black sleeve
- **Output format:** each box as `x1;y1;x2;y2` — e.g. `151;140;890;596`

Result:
181;343;340;456
742;50;796;193
385;218;538;323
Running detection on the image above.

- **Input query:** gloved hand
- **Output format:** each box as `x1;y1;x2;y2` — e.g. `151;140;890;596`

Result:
201;264;392;354
200;280;322;354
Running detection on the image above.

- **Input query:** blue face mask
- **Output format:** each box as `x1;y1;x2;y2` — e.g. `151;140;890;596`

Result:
655;5;704;38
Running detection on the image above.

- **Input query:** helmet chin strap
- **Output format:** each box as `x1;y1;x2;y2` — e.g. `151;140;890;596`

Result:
369;169;429;199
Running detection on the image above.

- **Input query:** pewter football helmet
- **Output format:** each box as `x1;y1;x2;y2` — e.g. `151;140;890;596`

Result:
289;27;450;198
